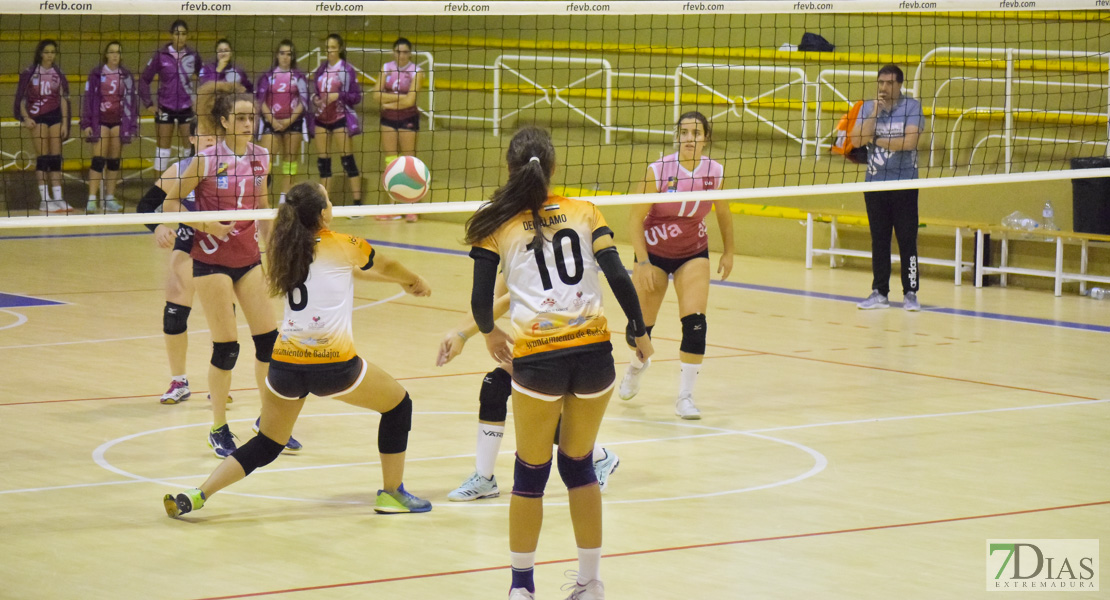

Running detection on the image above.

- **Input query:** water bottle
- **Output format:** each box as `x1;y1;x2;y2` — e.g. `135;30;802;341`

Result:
1091;287;1107;300
1042;201;1058;231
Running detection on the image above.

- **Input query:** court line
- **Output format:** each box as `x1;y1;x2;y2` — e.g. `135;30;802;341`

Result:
3;232;1106;333
0;309;28;331
182;499;1110;600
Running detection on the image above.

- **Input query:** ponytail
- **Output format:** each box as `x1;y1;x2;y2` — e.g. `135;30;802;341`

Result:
464;127;555;245
268;182;328;296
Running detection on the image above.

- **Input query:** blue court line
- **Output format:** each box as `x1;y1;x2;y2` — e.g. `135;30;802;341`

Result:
0;292;64;308
2;230;1106;333
0;231;148;241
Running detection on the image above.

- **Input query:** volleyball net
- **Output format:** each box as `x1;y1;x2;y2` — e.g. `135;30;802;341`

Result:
0;0;1108;227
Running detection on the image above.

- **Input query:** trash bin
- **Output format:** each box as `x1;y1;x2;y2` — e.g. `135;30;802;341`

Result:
1071;156;1110;234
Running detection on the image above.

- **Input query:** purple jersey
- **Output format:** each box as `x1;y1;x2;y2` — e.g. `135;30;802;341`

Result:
140;43;201;111
26;66;64;116
191;140;270;268
642;153;724;258
380;61;419;121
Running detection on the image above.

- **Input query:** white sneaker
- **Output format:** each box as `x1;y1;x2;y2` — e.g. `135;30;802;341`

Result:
45;199;72;214
509;588;536;600
618;358;649;400
562;578;605;600
447;472;499;501
593;448;619;493
857;289;890;310
675;395;701;420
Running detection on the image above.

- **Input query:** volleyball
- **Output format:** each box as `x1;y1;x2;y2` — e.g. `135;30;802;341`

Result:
382;156;430;203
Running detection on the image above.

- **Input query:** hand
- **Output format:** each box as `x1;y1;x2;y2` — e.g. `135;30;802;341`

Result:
402;275;431;297
633;333;654;363
483;326;515;364
633;261;655;293
436;330;466;367
326;92;340;105
153;224;177;249
718;253;734;280
201;221;234;238
82;127;93;138
22;117;35;129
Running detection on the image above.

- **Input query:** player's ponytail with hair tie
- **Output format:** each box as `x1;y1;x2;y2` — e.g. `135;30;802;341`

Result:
528;156;540;164
268;182;326;297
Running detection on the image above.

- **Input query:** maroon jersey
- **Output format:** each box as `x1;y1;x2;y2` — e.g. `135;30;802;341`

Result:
27;66;65;116
641;153;724;259
190;140;270;268
98;66;123;123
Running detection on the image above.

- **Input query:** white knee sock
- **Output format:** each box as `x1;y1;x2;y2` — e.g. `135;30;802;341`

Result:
52;186;63;204
679;362;701;398
576;547;602;584
39;184;50;203
155;147;172;172
475;423;504;479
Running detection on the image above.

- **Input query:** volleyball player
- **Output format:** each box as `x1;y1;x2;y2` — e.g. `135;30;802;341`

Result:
15;39;72;213
159;82;277;458
199;38;253;93
466;127;653;599
256;40;309;205
618;111;734;420
81;41;137;213
164;182;433;517
437;284;621;501
369;37;424;222
310;33;363;210
139;19;201;172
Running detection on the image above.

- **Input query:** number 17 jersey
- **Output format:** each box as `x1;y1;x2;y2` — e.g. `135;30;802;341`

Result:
473;195;613;360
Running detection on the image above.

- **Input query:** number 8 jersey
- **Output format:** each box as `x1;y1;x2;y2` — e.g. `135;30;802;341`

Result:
472;195;613;360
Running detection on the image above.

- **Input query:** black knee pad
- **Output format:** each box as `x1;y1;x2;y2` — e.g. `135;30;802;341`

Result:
340;154;359;178
252;329;278;363
229;433;285;476
90;156;106;173
317;157;333;179
106;158;121;171
378;393;412;454
478;368;511;423
625;324;654;348
679;313;707;355
35;156;48;172
163;302;191;335
46;154;63;172
211;341;240;371
512;454;553;498
557;449;597;490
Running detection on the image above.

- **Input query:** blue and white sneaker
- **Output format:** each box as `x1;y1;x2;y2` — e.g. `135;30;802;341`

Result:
447;472;499;501
593;448;620;493
253;418;303;453
208;424;239;459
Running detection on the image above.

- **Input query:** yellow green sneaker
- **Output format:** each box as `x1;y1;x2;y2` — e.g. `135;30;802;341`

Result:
163;487;206;518
374;483;432;514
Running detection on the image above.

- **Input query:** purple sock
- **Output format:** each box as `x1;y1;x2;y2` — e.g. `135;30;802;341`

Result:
511;567;535;593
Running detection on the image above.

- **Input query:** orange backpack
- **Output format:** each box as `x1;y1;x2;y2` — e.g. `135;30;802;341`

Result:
831;100;868;164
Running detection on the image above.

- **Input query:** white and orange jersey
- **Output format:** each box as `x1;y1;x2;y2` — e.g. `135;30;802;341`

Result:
272;230;375;365
474;195;613;359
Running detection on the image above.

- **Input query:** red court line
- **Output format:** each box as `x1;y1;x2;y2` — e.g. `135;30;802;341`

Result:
187;499;1110;600
0;354;764;407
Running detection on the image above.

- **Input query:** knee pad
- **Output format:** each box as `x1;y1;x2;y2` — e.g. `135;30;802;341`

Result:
252;329;278;363
512;454;553;498
90;156;106;173
163;302;191;335
229;433;285;476
679;313;707;355
106;158;121;171
281;161;298;176
378;393;412;454
45;154;63;172
625;324;654;348
211;341;240;371
317;157;333;179
557;449;597;490
478;368;511;423
340;154;359;178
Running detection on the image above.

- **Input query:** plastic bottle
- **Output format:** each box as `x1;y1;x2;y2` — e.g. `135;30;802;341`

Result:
1091;287;1107;300
1042;201;1057;231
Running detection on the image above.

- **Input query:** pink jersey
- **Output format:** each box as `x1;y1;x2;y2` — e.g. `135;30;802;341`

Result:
314;61;346;124
27;66;64;116
191;140;270;268
265;69;300;120
641;153;724;259
380;61;420;121
98;66;123;123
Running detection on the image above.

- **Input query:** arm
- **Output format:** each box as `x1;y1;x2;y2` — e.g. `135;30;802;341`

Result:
848;100;877;150
139;52;158;108
437;275;510;366
256;165;271;245
339;65;362;107
713;200;735;280
15;70;33;127
238;67;253;94
628;168;656;290
874;124;921;152
80;72;95;136
162;155;230;238
137;163;179;245
470;248;514;364
354;250;431;295
594;237;654;362
60;74;71;140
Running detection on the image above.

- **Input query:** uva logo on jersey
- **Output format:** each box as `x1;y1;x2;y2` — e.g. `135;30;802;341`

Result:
702;177;716;189
251;161;264;175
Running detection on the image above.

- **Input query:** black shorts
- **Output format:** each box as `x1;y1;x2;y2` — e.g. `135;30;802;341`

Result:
266;356;365;400
172;225;194;254
31;108;63;126
638;249;711;276
261;116;305;136
380;113;420;132
99;120;121;129
316;117;346;132
192;259;260;282
512;342;615;401
156;106;194;125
